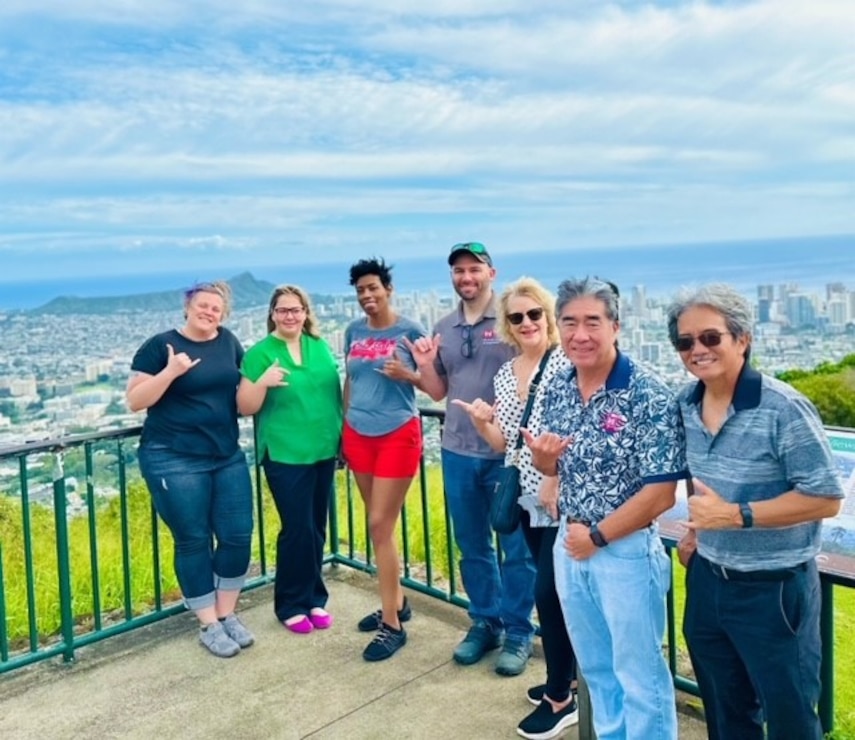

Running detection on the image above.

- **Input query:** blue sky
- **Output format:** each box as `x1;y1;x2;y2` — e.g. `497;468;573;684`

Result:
1;1;854;282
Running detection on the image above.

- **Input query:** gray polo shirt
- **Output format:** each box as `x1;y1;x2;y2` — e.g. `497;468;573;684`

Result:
679;363;844;571
433;295;516;459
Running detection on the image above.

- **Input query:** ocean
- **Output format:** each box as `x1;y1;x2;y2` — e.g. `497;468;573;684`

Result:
1;234;853;310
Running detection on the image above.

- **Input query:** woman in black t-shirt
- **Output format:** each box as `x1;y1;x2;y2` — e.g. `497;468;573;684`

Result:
127;281;255;659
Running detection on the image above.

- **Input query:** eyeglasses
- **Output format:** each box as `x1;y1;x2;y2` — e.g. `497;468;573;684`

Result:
451;242;487;255
507;308;545;325
273;306;305;317
460;324;475;358
675;330;731;352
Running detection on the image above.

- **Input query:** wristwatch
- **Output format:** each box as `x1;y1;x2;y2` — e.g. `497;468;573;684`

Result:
589;522;609;548
739;503;754;529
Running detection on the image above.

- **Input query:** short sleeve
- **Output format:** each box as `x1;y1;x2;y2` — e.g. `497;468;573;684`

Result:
777;395;845;498
131;334;167;375
240;341;268;383
636;387;688;484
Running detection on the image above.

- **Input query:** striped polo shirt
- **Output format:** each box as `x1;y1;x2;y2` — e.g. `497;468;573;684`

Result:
679;363;844;571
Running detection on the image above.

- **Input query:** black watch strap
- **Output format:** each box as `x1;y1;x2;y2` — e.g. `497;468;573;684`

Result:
589;522;609;548
739;503;754;529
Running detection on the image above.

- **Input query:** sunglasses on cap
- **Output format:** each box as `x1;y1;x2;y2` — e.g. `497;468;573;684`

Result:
507;307;545;325
450;241;487;254
675;330;731;352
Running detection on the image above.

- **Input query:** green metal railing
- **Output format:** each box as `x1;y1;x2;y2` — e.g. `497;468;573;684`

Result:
0;414;852;735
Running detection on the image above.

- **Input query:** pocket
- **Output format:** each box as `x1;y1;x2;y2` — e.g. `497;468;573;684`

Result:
777;578;802;636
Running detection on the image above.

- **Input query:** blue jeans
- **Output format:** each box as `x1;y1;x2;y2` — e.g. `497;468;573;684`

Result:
554;523;677;740
138;444;253;610
441;450;536;642
684;554;823;740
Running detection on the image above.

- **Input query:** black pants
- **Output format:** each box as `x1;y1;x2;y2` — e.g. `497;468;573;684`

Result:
521;515;577;701
262;456;336;622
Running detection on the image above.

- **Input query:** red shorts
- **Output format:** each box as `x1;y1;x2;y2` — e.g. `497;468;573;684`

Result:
342;417;422;478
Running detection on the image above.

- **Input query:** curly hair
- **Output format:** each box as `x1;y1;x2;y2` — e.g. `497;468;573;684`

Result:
349;257;393;288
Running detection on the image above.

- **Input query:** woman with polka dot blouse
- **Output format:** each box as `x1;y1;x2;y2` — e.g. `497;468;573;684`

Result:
453;277;579;740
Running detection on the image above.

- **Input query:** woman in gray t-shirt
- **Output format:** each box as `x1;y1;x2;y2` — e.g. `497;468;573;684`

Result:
342;257;427;663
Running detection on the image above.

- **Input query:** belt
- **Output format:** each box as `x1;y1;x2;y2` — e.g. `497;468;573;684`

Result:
700;555;807;582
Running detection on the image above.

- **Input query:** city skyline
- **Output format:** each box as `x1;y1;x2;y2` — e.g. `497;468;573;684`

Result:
2;1;855;281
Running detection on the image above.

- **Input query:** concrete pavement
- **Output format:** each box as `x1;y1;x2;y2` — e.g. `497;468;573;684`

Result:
0;567;708;739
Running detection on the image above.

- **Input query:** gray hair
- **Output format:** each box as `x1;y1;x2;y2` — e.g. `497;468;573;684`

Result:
555;277;621;322
666;283;753;357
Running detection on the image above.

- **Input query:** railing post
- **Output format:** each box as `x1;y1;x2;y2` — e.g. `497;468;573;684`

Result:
0;542;8;662
52;450;75;663
819;577;834;735
577;672;597;740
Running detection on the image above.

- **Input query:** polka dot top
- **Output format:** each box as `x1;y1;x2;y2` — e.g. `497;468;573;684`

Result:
493;348;571;497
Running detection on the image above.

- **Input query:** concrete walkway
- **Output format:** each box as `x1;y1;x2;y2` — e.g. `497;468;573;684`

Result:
0;567;708;739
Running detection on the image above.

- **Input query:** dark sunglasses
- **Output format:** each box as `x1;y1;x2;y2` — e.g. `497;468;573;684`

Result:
507;307;545;325
675;330;731;352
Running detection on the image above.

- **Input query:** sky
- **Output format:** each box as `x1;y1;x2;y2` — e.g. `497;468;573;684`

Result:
1;0;854;282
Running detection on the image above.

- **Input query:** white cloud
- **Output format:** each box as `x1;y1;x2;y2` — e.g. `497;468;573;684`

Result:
0;0;853;280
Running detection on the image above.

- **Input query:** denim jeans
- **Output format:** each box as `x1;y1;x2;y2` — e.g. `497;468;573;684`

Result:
684;554;823;740
441;449;536;642
263;456;336;622
554;523;677;740
138;444;253;610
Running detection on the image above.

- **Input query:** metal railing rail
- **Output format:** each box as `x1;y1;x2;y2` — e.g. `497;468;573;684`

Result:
0;414;852;735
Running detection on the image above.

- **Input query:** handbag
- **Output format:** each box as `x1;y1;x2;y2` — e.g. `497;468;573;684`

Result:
491;348;554;534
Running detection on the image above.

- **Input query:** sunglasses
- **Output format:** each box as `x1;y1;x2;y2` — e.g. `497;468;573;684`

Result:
675;330;731;352
460;324;475;358
450;241;487;254
507;307;545;325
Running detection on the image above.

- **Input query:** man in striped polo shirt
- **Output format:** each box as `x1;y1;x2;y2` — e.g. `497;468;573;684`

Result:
667;284;844;740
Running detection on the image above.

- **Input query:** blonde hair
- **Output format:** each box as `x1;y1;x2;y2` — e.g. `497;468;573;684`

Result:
183;280;232;319
497;277;559;350
266;284;320;337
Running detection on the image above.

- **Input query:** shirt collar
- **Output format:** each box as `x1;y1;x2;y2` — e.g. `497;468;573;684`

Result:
454;292;497;326
687;359;762;410
568;350;632;390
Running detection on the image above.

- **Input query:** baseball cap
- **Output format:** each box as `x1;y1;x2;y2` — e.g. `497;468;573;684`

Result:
448;242;493;267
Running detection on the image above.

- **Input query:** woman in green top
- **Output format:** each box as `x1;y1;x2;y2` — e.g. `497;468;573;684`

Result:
238;285;343;634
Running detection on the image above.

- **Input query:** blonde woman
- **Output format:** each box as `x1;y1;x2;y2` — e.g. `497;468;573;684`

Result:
454;277;578;739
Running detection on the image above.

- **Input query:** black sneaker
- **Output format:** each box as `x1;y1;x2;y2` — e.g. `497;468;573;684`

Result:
362;622;407;662
452;620;503;665
357;597;412;632
517;697;579;740
526;684;547;706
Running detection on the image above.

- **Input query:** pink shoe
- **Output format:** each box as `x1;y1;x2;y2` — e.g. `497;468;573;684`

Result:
309;608;333;630
283;615;314;634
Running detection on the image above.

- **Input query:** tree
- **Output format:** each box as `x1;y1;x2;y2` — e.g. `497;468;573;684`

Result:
788;370;855;428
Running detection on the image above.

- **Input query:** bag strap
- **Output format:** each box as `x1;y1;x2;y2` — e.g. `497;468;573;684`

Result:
511;347;554;452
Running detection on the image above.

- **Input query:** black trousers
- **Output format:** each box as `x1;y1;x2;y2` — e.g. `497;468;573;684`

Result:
262;456;336;622
521;514;577;701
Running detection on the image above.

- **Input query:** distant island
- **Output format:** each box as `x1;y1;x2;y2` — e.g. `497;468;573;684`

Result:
28;272;324;315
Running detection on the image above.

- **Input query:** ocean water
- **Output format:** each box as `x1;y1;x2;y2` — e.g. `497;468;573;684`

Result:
1;234;853;310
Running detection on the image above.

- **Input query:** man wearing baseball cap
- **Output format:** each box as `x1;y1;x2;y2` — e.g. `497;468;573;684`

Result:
406;242;537;677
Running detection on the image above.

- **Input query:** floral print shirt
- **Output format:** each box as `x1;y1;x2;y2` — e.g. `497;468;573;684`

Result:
542;351;688;522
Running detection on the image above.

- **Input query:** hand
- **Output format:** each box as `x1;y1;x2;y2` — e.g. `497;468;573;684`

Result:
564;521;596;561
377;353;416;383
450;397;497;427
537;478;559;521
520;428;572;475
403;334;440;368
258;358;289;388
686;478;740;530
677;529;697;568
165;343;200;377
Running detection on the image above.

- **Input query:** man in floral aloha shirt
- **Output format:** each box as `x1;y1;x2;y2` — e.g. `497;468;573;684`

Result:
523;276;688;740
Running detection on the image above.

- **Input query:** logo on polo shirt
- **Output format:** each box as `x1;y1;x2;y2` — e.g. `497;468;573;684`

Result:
482;329;501;344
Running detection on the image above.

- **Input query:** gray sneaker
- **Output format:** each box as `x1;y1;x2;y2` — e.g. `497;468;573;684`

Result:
495;637;533;676
220;614;255;648
199;621;241;658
